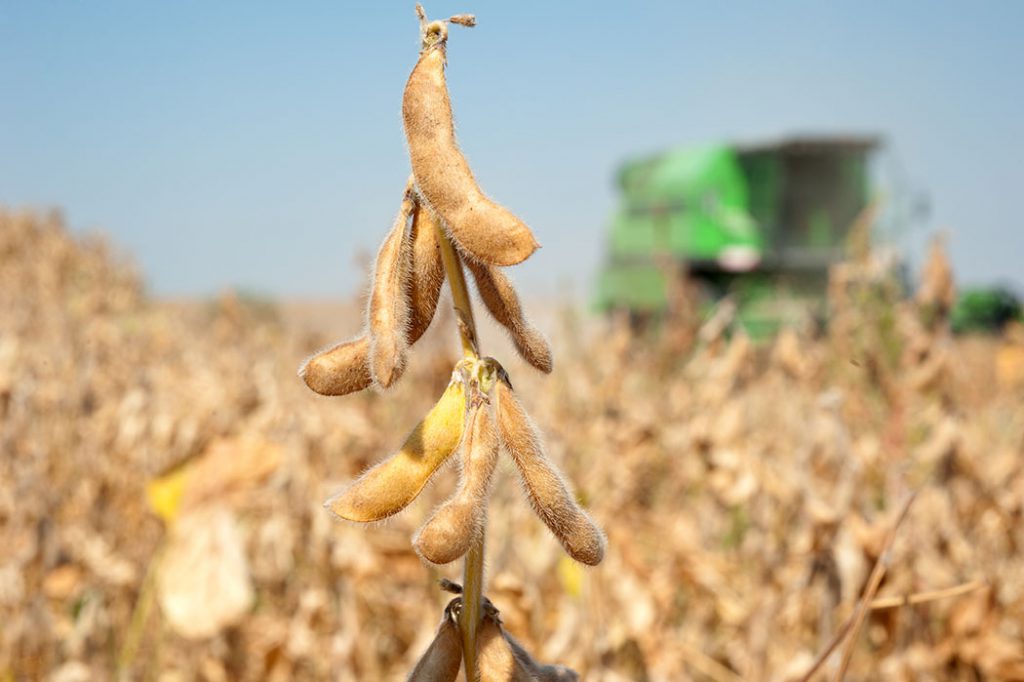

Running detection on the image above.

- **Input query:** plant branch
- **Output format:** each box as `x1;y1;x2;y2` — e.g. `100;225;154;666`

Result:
868;579;984;610
791;492;920;682
832;492;916;681
460;526;486;681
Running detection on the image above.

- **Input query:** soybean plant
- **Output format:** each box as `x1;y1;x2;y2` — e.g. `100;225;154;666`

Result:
299;6;603;680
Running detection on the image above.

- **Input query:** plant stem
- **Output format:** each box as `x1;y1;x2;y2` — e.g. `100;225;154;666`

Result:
433;217;484;680
461;527;486;681
435;220;479;359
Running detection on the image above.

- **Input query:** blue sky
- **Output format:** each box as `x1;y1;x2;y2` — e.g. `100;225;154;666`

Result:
1;2;1021;298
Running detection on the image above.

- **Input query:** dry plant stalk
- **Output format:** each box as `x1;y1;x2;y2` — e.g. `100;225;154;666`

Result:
797;492;918;682
831;492;918;682
301;6;600;680
867;579;984;610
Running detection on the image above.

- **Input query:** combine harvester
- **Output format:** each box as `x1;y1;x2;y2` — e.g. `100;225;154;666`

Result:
596;135;881;337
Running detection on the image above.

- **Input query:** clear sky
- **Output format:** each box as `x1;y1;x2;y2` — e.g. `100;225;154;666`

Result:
1;2;1021;299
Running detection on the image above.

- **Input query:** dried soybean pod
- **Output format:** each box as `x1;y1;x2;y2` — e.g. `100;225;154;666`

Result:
414;401;499;565
406;201;445;343
368;184;416;388
407;600;462;682
503;631;580;681
402;34;539;267
325;373;466;522
477;607;533;682
467;260;553;373
476;599;578;681
298;336;373;396
299;201;442;397
495;380;606;565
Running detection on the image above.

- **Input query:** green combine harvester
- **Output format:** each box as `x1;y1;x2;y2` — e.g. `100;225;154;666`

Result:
596;135;879;337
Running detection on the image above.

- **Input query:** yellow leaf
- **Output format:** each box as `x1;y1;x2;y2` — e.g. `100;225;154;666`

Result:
147;467;188;524
557;556;584;599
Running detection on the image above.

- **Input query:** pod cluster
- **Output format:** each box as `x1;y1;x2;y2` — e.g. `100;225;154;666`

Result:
305;8;601;677
325;357;605;567
303;6;601;565
408;589;579;682
300;194;447;396
299;8;551;397
301;1;601;588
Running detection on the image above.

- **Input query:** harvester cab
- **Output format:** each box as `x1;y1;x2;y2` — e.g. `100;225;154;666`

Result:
596;135;879;337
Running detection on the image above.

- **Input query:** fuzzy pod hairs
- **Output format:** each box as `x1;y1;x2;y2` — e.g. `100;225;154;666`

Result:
404;201;445;343
325;373;466;522
368;184;416;388
466;259;553;374
299;196;445;396
414;398;500;565
495;379;606;566
298;336;373;396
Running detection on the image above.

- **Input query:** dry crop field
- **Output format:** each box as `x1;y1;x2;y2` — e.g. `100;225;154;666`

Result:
1;209;1023;681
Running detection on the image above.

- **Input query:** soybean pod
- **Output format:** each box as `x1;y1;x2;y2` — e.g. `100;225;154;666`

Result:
403;26;539;267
